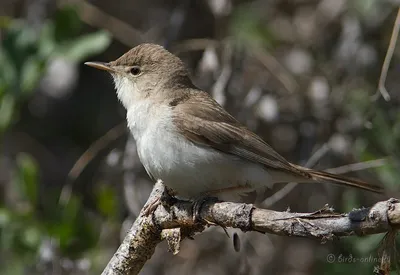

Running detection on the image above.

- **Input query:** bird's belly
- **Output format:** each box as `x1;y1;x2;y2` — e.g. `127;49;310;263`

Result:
136;128;272;202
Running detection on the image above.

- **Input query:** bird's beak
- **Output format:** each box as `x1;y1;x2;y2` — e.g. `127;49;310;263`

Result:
84;61;114;72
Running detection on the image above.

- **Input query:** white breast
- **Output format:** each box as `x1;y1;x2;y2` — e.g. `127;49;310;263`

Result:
126;101;273;202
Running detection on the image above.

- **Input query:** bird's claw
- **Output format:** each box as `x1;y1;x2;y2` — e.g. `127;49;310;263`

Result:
142;187;177;217
142;197;161;216
192;196;220;223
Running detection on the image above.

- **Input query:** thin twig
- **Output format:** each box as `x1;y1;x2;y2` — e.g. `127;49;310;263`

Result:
68;122;127;181
251;45;299;94
372;8;400;101
59;0;148;47
171;39;220;54
262;144;330;207
211;42;234;106
262;154;388;207
325;158;387;175
59;123;126;205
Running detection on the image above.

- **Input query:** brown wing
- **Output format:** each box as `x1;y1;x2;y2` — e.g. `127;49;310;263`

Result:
172;90;311;178
171;90;383;193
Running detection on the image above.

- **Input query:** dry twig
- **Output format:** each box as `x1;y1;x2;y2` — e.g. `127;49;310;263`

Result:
102;180;398;275
67;122;126;181
171;38;220;54
251;45;299;94
325;158;387;175
59;0;147;47
262;143;330;207
59;123;126;205
372;7;400;101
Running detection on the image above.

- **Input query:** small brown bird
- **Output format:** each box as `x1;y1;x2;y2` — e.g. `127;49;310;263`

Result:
85;43;382;203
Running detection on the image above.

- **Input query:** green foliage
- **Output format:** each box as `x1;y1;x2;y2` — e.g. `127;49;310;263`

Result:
0;94;15;131
0;5;113;274
57;31;111;62
0;153;112;272
346;90;400;188
0;5;111;132
16;153;39;206
1;153;42;259
230;4;276;48
96;183;119;220
322;89;400;274
1;151;119;272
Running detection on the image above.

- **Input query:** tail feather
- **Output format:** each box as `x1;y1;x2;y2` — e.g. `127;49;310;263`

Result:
308;170;383;193
291;164;383;193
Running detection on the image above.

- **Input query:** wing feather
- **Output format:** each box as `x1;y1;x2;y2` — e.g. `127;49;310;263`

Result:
172;91;310;178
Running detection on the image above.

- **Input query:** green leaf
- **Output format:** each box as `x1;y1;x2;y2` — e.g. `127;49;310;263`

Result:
21;226;41;249
353;0;380;18
0;94;15;132
16;153;39;206
44;195;81;250
370;112;395;153
375;163;399;189
20;57;45;94
0;47;18;90
61;195;81;223
56;30;111;62
96;183;118;218
392;111;400;138
53;5;82;42
0;208;11;227
15;26;37;52
341;189;359;213
231;5;275;48
0;16;12;29
37;22;57;59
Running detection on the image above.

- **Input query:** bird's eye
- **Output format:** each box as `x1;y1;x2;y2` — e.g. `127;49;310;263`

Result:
130;66;141;76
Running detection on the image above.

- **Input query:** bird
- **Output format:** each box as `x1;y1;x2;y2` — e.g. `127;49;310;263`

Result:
85;43;382;206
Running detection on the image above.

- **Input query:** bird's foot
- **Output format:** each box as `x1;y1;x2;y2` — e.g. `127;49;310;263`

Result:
192;195;220;223
142;187;177;216
160;187;178;210
142;197;161;216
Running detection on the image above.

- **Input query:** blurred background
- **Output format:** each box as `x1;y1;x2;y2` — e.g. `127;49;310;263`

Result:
1;0;400;274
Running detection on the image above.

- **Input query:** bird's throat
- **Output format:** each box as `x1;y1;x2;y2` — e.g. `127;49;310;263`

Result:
113;75;139;109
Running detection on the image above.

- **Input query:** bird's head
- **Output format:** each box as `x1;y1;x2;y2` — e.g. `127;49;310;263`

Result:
85;43;193;109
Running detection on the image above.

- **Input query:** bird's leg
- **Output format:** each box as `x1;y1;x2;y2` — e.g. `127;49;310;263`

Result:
160;186;178;210
192;185;252;224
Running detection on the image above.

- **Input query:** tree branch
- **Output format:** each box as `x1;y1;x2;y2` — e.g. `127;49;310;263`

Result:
102;181;398;275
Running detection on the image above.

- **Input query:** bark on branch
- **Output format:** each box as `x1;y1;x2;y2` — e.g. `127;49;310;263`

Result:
102;181;398;275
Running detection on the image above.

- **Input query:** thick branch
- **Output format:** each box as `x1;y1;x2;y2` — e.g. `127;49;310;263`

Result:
102;181;398;275
101;181;164;275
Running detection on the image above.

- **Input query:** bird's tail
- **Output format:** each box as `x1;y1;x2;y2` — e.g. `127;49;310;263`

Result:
291;164;383;193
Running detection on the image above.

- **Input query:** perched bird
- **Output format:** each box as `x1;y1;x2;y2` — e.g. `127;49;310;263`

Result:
85;43;382;205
